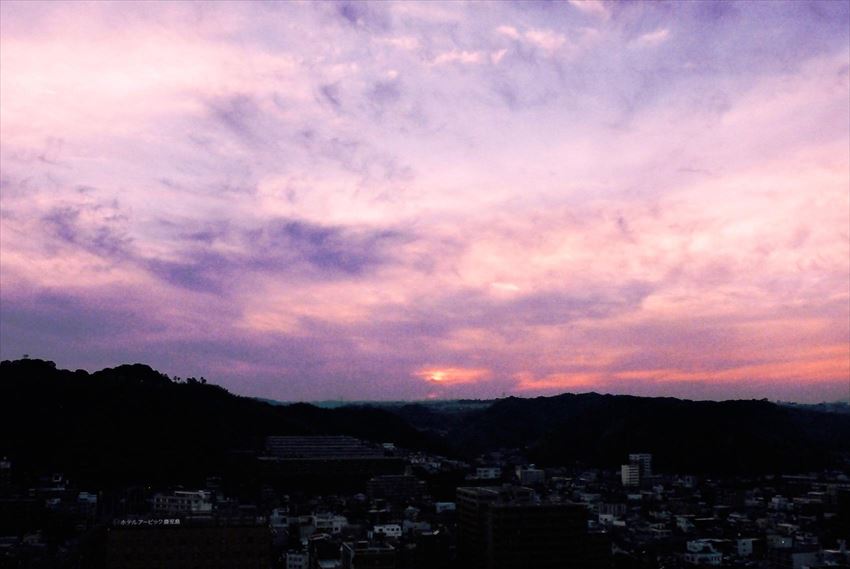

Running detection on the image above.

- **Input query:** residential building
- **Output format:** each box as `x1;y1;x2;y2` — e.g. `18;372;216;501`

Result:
341;541;395;569
106;516;270;569
457;486;608;569
476;467;501;480
286;551;310;569
152;490;213;516
517;468;545;486
367;475;425;503
434;502;456;514
371;524;402;539
684;539;724;566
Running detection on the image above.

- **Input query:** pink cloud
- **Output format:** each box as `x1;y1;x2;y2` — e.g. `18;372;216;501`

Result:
1;1;847;402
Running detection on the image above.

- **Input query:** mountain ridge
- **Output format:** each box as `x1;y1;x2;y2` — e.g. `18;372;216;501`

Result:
3;358;849;488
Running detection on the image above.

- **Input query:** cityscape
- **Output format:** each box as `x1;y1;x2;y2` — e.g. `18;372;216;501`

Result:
1;358;849;568
1;1;849;568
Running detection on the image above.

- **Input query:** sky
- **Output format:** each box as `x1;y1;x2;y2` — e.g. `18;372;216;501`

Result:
1;1;848;403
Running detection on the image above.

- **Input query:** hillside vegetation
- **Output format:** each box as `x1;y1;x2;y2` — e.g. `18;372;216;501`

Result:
3;358;848;488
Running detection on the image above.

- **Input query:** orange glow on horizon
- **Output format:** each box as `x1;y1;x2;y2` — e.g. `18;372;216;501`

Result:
414;367;491;385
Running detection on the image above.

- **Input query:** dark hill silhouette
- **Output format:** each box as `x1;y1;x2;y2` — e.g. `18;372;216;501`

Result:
435;393;850;474
0;358;438;488
3;359;849;488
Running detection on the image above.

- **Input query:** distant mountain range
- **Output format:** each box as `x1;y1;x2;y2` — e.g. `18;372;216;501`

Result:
259;398;495;412
400;393;850;474
3;358;849;489
779;401;850;414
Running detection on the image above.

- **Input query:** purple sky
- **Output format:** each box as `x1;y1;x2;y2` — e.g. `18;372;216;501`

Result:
1;1;848;402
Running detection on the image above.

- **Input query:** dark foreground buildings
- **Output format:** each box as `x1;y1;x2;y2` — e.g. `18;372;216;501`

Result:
6;427;849;568
105;516;271;569
341;540;396;569
260;436;405;493
457;486;610;569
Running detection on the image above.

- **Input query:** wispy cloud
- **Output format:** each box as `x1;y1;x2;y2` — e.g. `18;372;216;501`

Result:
633;28;670;47
568;0;610;21
430;49;486;66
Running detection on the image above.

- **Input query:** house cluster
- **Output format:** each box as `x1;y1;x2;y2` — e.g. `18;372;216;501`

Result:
1;445;848;568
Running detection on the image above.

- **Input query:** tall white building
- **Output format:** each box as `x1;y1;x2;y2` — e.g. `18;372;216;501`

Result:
628;453;653;478
621;453;653;487
621;464;640;487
